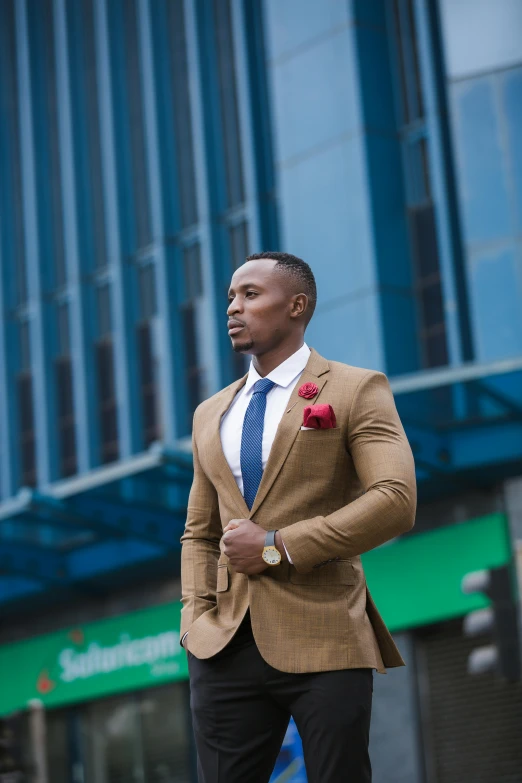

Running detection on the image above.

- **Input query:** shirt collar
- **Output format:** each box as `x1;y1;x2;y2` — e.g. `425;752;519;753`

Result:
244;342;311;395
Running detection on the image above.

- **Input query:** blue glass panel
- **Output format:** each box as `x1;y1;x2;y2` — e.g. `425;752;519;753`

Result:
440;0;522;80
469;245;522;361
264;0;349;61
451;79;511;244
270;28;358;164
502;67;522;234
279;139;375;301
307;295;383;371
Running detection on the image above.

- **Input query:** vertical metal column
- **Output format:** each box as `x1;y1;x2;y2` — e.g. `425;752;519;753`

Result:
184;0;226;395
94;0;142;457
230;0;262;253
414;0;473;366
15;0;58;485
137;0;179;444
54;0;99;472
0;241;19;498
0;5;21;498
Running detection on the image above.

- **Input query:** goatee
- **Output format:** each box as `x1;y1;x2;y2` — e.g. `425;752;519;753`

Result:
233;339;254;353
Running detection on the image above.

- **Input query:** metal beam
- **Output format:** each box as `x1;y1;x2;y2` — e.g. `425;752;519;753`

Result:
390;356;522;395
472;379;522;419
68;494;186;548
47;442;192;499
0;486;187;549
24;490;122;540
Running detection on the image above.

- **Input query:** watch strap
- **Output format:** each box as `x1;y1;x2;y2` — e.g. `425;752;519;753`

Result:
265;530;278;548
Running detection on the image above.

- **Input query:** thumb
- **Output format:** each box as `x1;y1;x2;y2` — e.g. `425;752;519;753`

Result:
223;518;242;533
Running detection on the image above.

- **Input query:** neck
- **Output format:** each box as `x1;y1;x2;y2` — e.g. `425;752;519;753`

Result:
251;339;305;377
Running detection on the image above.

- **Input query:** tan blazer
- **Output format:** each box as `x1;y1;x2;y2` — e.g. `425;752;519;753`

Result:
180;347;416;674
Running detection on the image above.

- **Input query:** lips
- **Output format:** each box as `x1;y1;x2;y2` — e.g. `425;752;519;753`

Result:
228;321;244;335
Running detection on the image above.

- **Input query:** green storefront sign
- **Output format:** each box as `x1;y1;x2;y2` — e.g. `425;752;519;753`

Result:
362;512;512;631
0;602;187;717
0;512;511;717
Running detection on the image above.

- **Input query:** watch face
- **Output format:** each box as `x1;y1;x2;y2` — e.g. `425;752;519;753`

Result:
263;547;281;565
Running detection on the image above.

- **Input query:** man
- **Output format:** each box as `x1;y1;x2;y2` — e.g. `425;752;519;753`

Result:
180;252;416;783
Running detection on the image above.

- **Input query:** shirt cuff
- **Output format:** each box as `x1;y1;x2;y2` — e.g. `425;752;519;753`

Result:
281;539;293;564
181;631;188;648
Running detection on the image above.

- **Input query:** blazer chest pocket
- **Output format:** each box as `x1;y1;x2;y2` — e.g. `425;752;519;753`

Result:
289;560;356;586
216;564;229;592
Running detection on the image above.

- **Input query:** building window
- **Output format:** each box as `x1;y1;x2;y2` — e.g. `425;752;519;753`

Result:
166;0;198;230
108;0;152;254
17;322;36;487
229;221;249;272
0;0;27;305
95;285;119;464
27;0;67;289
213;0;245;209
229;222;249;379
150;0;199;237
197;0;254;383
180;246;204;430
243;0;279;248
137;265;161;447
66;0;108;270
391;0;449;368
55;304;77;477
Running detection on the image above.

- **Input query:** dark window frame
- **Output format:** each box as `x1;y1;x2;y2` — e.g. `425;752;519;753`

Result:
390;0;449;369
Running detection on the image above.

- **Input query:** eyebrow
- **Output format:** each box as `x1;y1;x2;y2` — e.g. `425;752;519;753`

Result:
227;281;264;295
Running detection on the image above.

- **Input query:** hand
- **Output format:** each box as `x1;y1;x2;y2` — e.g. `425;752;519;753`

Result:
222;518;268;575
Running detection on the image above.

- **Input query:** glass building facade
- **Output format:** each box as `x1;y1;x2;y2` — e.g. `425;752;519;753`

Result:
1;1;522;782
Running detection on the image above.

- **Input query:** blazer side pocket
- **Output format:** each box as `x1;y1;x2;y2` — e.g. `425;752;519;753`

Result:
216;564;229;592
289;560;356;585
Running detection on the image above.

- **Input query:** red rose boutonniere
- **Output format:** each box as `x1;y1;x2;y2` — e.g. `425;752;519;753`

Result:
298;382;318;399
303;404;337;429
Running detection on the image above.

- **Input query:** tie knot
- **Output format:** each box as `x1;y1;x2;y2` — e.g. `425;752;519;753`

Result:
253;378;276;396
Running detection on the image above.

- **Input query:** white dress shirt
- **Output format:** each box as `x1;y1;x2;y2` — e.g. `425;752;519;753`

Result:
181;343;310;645
220;342;311;565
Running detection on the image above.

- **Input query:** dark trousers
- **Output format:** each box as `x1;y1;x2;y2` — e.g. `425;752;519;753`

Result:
187;612;373;783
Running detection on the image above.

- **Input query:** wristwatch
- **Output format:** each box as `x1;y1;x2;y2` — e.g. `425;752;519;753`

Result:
262;530;282;566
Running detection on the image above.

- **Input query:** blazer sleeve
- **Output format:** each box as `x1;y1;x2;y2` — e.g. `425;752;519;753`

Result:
280;370;417;573
179;411;223;639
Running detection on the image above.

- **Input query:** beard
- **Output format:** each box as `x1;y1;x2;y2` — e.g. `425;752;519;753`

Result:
232;338;254;353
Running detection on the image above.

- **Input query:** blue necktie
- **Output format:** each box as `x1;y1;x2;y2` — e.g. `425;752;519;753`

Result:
240;378;276;510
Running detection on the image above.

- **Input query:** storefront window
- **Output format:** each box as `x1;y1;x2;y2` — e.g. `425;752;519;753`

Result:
44;683;193;783
84;696;144;783
46;710;70;783
141;685;192;783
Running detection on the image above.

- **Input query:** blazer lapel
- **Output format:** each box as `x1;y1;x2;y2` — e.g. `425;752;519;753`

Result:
206;373;251;518
202;347;330;521
249;347;330;518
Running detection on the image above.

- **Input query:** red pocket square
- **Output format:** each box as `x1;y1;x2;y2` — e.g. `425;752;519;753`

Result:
302;404;337;429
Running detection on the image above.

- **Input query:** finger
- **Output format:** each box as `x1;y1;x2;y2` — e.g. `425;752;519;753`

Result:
222;529;236;542
223;519;241;532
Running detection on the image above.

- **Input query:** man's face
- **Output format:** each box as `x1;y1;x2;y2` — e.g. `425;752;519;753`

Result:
226;259;295;355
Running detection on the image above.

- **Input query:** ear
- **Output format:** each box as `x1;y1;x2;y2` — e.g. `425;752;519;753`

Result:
290;293;308;319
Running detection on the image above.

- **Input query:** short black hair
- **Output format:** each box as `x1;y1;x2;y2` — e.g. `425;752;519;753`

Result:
245;251;317;324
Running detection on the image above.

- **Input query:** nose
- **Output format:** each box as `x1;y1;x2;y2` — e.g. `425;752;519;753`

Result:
227;295;241;316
